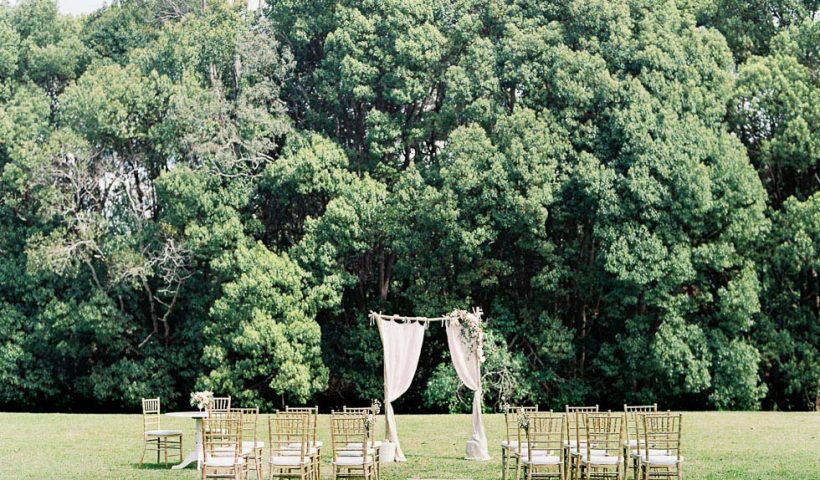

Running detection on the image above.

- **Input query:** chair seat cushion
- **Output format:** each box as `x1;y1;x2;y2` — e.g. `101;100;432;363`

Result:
581;454;621;466
242;441;265;455
145;429;182;436
287;441;323;450
346;441;382;449
501;440;519;448
338;448;377;457
275;447;319;457
270;455;311;466
631;449;673;459
243;440;264;449
564;440;587;447
642;453;683;466
522;454;561;466
333;456;374;466
204;457;245;467
624;439;646;448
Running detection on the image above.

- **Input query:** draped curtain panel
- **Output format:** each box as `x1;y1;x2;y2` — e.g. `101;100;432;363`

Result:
376;317;426;462
446;321;491;460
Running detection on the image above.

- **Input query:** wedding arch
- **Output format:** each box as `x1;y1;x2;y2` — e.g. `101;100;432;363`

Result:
368;308;491;462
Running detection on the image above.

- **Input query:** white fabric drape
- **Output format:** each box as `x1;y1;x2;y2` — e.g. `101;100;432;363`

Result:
446;321;491;460
376;317;426;462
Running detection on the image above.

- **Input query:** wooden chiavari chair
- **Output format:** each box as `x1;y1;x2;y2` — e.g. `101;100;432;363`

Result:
516;412;564;480
140;397;183;465
565;405;598;479
342;403;382;479
330;412;377;480
624;404;658;478
284;406;321;480
636;413;683;480
578;412;623;480
269;413;313;480
202;411;246;480
503;405;539;480
210;396;232;414
232;407;263;480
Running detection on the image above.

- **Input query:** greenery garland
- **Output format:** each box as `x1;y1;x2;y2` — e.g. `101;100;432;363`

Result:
446;309;486;364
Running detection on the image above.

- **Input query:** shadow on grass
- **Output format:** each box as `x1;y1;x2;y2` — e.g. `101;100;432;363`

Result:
128;462;186;470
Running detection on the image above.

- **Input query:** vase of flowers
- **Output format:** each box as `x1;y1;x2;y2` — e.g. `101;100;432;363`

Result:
190;391;213;411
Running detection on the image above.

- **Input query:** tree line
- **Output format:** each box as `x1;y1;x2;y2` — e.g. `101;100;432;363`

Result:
0;0;816;412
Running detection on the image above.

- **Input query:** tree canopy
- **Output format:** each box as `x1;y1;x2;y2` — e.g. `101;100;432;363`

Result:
0;0;816;412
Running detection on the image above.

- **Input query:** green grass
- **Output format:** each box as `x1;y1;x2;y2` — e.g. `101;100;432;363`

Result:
0;412;817;479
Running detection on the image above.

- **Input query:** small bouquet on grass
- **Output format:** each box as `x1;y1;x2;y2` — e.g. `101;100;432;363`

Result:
190;391;213;411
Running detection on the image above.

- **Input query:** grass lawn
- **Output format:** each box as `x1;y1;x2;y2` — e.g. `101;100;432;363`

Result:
0;412;817;479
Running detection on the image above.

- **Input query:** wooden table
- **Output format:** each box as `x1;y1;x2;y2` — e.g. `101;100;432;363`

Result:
165;411;208;470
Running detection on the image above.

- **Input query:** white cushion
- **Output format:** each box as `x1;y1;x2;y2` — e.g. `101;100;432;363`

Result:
333;456;374;466
242;440;264;454
270;455;311;466
522;455;561;465
632;449;672;459
204;456;245;467
145;429;182;436
347;441;382;449
501;440;519;448
338;448;376;457
581;454;621;465
287;441;323;450
624;439;644;448
642;453;682;466
274;448;318;457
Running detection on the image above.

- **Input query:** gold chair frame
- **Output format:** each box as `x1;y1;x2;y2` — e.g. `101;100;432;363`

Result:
516;412;565;480
565;405;599;479
578;413;623;480
330;412;377;480
635;413;682;480
202;411;246;480
503;405;540;480
623;404;658;479
269;413;313;480
140;397;183;465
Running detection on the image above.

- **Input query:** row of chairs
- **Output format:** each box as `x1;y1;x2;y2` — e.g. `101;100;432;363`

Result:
141;397;382;480
501;404;683;480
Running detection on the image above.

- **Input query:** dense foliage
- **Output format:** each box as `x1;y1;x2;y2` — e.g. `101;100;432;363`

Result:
0;0;816;412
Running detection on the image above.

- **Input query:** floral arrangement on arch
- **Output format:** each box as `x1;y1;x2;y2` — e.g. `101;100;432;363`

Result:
446;309;486;363
190;390;213;411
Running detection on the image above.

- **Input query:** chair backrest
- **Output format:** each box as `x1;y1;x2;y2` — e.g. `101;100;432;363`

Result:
203;411;243;465
565;405;598;446
269;413;308;462
503;405;538;446
330;412;371;461
142;397;161;434
209;396;231;414
583;413;623;460
285;406;319;444
623;404;658;446
232;407;259;447
638;412;682;460
519;412;563;463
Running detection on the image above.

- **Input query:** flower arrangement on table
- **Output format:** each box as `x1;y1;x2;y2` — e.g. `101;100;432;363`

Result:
446;309;486;363
190;390;214;411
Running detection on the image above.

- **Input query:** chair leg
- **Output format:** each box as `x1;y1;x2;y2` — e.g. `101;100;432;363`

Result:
502;448;508;480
